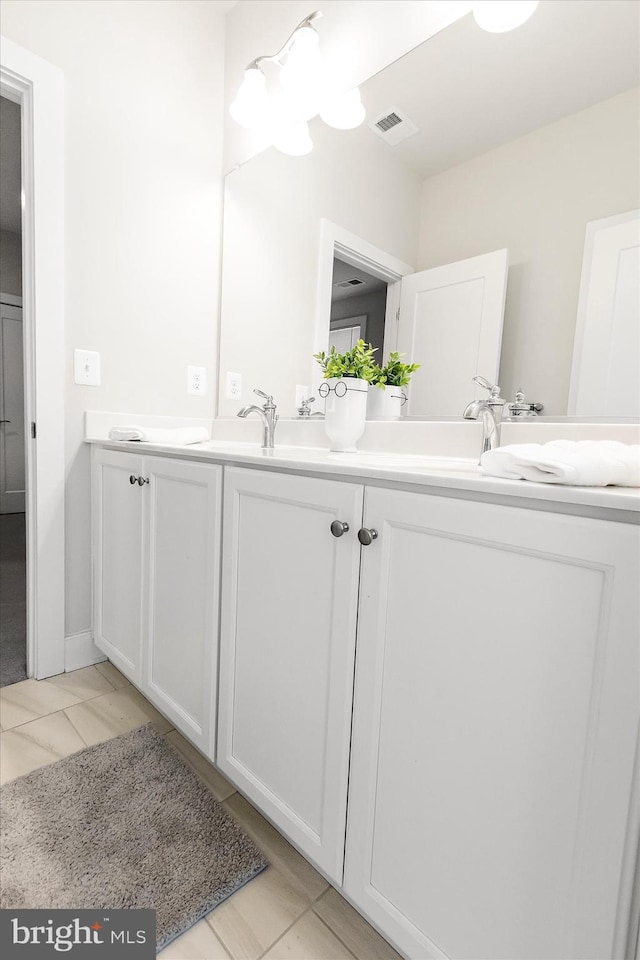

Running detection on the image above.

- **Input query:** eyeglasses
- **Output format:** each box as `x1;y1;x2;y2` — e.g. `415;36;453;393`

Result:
318;380;369;398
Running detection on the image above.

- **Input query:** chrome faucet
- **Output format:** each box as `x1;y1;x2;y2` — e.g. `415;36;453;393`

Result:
237;389;278;449
463;376;506;461
296;397;324;418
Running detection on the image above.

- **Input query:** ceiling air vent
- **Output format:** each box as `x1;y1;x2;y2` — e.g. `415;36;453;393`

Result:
335;278;365;289
369;107;418;146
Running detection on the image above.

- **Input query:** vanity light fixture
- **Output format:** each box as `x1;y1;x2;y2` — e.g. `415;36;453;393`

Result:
229;10;366;155
271;119;314;157
473;0;539;33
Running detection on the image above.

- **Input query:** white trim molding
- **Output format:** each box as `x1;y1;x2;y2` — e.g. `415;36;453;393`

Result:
64;631;106;674
1;37;65;679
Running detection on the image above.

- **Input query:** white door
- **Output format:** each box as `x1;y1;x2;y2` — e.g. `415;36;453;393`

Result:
345;486;639;960
218;467;363;883
142;456;222;758
92;447;145;685
0;303;25;514
569;210;640;417
397;249;508;416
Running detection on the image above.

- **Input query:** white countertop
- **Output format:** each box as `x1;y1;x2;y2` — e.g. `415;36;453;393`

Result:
85;434;640;521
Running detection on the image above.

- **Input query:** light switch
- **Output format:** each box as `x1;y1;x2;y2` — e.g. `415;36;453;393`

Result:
74;349;101;386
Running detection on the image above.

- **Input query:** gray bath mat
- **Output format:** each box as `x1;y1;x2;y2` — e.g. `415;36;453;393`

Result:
0;724;267;951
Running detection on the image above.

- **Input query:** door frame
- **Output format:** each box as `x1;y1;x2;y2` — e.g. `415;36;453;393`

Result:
1;38;65;679
313;219;413;394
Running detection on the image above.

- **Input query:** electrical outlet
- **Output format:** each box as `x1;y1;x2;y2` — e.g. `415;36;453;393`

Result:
74;349;101;386
226;371;242;400
295;384;309;409
187;366;207;396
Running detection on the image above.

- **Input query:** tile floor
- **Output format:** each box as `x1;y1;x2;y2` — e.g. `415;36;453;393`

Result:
0;663;403;960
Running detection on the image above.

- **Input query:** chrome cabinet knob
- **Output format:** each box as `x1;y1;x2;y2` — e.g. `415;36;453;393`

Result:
129;474;138;485
137;476;149;486
330;520;349;538
358;527;378;546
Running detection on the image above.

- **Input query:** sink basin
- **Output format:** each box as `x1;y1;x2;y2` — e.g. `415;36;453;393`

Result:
200;441;481;475
331;452;481;473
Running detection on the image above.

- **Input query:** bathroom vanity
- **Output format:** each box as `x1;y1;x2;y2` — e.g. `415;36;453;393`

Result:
89;436;639;960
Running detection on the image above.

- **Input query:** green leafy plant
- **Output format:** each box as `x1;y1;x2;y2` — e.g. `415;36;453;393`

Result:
313;340;379;382
371;352;420;389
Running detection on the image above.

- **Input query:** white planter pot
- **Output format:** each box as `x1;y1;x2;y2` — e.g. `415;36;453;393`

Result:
367;384;407;420
320;377;369;452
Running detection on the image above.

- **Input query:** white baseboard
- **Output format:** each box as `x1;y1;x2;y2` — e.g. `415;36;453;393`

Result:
64;631;106;673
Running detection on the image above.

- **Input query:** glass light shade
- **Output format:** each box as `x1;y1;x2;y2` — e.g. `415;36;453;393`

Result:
279;25;324;115
272;120;313;157
473;1;539;33
229;67;269;129
320;88;366;130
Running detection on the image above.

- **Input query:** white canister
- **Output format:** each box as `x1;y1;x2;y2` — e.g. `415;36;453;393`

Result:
320;377;369;452
367;384;407;419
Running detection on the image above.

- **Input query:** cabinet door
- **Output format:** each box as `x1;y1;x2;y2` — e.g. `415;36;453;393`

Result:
92;447;145;684
142;456;222;758
218;467;363;883
345;487;639;960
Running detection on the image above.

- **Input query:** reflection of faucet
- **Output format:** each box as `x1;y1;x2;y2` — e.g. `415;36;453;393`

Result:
506;389;544;419
237;389;278;448
296;397;324;418
463;376;506;461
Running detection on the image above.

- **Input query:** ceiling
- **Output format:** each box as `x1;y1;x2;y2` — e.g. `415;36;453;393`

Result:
0;97;22;235
361;0;640;179
332;257;387;303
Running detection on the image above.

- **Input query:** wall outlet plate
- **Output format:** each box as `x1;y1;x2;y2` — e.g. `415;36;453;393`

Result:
74;349;101;386
295;384;309;409
226;371;242;400
188;366;207;396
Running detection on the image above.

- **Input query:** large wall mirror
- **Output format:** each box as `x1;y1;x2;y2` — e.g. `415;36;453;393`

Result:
217;0;639;419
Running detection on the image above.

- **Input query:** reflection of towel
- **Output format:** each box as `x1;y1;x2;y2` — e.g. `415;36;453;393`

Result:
481;441;640;487
108;426;209;445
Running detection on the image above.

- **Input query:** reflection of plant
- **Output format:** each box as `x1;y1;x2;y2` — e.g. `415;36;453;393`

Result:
313;340;378;382
372;352;420;389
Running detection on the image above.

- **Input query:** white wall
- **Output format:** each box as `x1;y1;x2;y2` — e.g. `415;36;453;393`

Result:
417;88;640;415
0;229;22;296
217;115;421;417
1;0;227;637
223;0;473;172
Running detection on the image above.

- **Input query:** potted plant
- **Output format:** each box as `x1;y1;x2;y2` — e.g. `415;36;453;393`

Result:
313;340;378;451
368;352;421;419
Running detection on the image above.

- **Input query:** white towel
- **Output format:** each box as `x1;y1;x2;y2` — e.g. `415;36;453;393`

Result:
108;425;209;445
480;441;640;487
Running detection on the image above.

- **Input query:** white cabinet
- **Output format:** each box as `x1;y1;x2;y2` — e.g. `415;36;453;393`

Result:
92;448;145;684
217;467;363;884
91;451;639;959
92;447;222;756
345;486;640;960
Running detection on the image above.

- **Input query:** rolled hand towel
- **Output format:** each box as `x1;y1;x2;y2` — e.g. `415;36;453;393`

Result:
480;441;640;487
108;426;209;445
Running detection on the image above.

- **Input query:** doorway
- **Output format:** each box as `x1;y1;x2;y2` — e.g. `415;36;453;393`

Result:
0;94;27;686
1;38;65;681
329;258;388;361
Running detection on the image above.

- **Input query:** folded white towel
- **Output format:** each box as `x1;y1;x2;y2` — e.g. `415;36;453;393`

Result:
480;441;640;487
108;425;209;445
